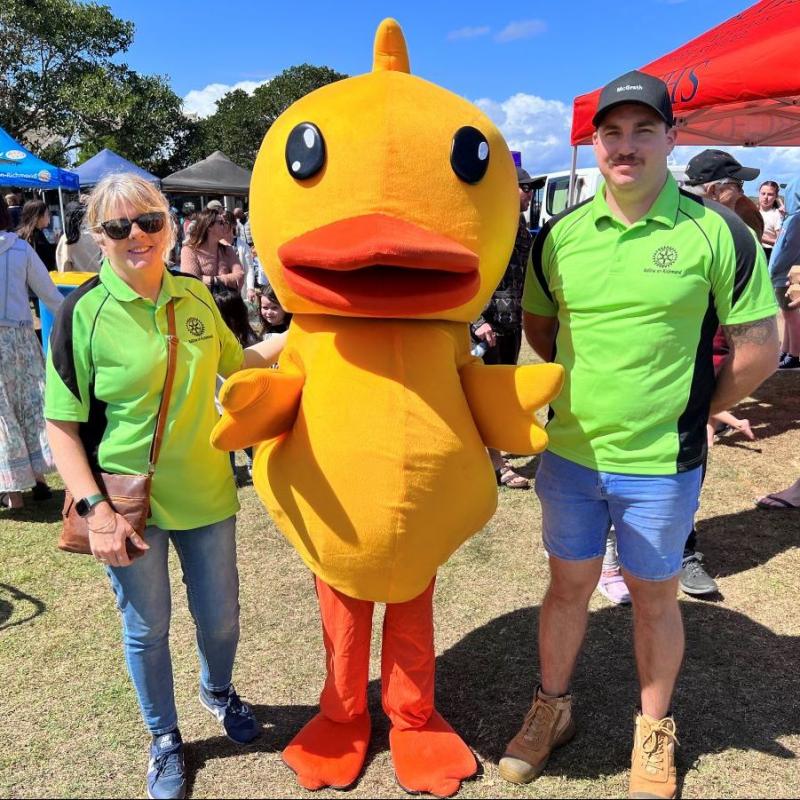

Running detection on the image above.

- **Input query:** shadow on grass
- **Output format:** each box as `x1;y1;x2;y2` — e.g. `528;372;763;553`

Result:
184;702;318;794
185;598;798;791
185;692;396;790
0;488;65;525
728;372;800;444
436;602;799;782
695;506;799;579
0;583;46;631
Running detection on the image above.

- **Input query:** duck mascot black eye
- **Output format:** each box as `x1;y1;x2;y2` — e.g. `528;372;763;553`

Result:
450;126;490;184
286;122;326;179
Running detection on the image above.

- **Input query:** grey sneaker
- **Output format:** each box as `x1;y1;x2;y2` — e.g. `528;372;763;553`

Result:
679;552;718;596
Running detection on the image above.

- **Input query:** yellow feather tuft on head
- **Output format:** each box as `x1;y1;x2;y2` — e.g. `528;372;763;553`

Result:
372;18;410;73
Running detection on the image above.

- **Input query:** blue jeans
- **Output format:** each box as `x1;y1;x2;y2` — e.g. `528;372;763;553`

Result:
536;452;702;581
106;516;240;734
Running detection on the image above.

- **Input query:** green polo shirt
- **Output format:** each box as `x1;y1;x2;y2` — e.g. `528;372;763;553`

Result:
45;261;244;530
522;175;777;475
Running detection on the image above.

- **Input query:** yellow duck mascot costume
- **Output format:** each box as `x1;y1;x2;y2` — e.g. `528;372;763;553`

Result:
212;19;563;797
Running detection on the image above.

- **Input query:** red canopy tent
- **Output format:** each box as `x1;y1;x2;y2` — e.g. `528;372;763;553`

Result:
571;0;800;148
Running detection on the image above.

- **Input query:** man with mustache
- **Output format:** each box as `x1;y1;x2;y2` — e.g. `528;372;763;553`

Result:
499;71;778;798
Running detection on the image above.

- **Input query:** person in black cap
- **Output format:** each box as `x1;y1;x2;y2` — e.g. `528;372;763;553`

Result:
684;148;760;186
591;69;675;128
685;149;763;239
677;149;768;599
499;68;779;799
470;165;535;489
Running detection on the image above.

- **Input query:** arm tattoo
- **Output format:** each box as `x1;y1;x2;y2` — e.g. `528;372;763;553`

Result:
722;315;778;346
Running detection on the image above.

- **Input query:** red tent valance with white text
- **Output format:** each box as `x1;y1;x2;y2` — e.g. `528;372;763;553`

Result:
571;0;800;147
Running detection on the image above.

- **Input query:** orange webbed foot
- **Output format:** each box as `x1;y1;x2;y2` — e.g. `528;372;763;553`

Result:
390;710;477;797
282;711;371;790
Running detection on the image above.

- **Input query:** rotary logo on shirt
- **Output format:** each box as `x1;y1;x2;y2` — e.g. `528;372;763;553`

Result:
185;316;212;343
645;245;681;274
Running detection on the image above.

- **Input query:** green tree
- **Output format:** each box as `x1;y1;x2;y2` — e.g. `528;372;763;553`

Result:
195;64;347;169
67;69;196;175
192;88;262;169
0;0;192;173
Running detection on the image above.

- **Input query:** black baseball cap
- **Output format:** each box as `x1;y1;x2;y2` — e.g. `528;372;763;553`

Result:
592;69;674;128
684;149;760;185
517;166;532;185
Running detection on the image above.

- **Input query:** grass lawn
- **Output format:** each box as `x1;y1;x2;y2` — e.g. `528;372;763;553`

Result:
1;362;798;799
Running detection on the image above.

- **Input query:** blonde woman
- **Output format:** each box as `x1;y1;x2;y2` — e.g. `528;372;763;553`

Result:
44;173;284;800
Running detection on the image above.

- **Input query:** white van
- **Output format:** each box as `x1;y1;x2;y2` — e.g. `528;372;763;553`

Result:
525;166;688;231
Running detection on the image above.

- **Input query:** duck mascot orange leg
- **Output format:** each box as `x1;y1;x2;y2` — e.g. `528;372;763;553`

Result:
282;577;475;795
212;18;563;797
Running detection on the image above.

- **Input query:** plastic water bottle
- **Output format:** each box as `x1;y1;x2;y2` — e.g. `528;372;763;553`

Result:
471;341;488;358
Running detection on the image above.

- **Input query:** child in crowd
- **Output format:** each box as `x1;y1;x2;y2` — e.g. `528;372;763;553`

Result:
258;285;292;339
211;285;258;483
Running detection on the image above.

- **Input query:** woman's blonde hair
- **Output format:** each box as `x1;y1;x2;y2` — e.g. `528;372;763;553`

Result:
85;172;175;261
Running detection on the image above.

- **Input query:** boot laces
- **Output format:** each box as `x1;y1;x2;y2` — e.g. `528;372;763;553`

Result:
641;718;678;771
521;699;556;748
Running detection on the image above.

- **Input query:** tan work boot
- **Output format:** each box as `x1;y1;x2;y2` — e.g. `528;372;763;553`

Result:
629;712;679;799
498;686;575;784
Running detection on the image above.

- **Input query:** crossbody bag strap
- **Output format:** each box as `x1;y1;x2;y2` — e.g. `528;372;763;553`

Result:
147;299;178;474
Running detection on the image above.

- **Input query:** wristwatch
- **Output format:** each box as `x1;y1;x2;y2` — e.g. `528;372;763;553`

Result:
75;493;107;517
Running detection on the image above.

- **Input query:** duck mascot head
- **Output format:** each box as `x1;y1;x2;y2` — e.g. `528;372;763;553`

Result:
212;18;563;797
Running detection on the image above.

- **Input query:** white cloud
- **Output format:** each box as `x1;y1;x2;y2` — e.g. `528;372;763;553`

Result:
494;19;547;43
182;79;269;118
447;25;490;41
475;92;800;188
476;93;579;175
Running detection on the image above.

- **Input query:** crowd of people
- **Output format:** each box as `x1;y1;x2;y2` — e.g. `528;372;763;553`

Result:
0;66;798;800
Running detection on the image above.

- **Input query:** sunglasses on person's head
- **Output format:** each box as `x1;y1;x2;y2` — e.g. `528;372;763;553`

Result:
100;212;166;239
519;183;534;193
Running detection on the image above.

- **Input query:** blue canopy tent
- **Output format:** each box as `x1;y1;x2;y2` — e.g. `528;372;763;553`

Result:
0;126;80;223
74;148;160;189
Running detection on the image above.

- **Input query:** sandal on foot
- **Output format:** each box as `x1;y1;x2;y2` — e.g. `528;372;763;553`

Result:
0;492;23;510
755;493;800;510
495;465;530;490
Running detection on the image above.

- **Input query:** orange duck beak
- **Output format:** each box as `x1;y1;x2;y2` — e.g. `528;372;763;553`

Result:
277;213;480;316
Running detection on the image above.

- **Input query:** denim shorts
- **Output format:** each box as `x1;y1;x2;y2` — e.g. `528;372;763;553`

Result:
535;451;702;581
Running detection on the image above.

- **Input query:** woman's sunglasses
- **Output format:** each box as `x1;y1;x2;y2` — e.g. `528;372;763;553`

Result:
100;212;166;240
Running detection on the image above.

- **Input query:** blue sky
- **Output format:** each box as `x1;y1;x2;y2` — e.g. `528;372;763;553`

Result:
105;0;797;190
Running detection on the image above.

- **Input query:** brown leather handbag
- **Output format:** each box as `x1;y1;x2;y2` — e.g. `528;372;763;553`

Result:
58;301;178;558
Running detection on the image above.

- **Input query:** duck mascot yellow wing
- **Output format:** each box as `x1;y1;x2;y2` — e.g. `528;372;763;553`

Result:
212;18;563;797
